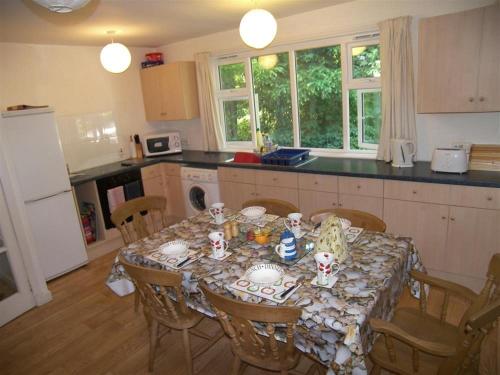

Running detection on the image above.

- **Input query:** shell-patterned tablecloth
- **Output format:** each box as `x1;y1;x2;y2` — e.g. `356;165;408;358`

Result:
107;210;424;375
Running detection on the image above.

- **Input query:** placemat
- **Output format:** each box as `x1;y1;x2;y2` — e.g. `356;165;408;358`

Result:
145;249;203;270
229;275;300;304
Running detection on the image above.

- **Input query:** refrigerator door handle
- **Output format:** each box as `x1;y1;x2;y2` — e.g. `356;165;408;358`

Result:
24;189;72;204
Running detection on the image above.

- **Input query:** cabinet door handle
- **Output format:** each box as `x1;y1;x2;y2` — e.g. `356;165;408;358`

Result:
338;203;343;207
272;178;278;182
479;97;485;102
450;217;455;222
314;181;318;185
441;216;447;220
332;202;337;206
160;112;167;115
356;185;361;189
412;190;417;195
468;97;474;102
486;196;493;201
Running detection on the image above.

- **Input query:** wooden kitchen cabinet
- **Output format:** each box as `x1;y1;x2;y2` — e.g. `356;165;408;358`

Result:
140;62;199;121
162;163;185;219
141;165;164;197
418;4;500;113
338;176;383;197
255;184;299;207
142;175;164;197
384;180;450;205
338;194;383;218
444;206;500;285
299;190;338;220
219;181;256;210
384;199;449;272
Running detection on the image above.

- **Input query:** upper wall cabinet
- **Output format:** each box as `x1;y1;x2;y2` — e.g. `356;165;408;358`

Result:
140;62;200;121
417;5;500;113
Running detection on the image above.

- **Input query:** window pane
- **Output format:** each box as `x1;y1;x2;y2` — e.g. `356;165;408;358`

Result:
222;100;251;142
296;45;343;149
219;63;246;90
351;44;380;79
251;53;293;147
349;89;381;150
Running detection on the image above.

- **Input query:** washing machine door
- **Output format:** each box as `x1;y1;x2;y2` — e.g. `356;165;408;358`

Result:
187;184;207;215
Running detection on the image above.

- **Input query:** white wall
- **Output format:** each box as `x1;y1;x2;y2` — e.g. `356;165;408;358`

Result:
158;0;500;160
0;43;164;171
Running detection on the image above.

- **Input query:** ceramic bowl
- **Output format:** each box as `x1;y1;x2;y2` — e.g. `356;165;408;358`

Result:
241;206;266;220
159;240;189;258
244;263;284;286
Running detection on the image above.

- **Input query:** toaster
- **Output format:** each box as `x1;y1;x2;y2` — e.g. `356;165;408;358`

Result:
431;148;468;174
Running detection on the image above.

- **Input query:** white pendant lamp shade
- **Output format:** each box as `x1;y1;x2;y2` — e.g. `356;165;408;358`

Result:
32;0;90;13
100;42;131;74
239;9;277;49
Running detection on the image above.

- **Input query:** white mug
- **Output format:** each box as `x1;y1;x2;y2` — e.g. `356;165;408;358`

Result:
275;242;297;260
284;213;302;237
208;231;228;258
314;252;340;286
209;202;225;224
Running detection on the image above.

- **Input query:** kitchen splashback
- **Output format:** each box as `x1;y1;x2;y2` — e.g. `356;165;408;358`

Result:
57;111;125;172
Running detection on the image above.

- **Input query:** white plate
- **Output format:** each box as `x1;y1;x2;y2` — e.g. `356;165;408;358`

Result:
241;206;266;220
159;240;189;258
244;263;284;286
311;275;338;289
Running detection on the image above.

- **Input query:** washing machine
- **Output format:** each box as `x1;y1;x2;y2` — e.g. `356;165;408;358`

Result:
181;167;221;217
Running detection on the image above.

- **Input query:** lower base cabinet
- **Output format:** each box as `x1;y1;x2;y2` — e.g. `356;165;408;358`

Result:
445;206;500;283
299;190;338;220
384;199;449;272
339;194;383;218
219;181;256;210
142;175;164;197
164;175;186;218
255;185;299;207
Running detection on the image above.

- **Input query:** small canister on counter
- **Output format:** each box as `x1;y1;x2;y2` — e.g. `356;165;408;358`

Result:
231;221;240;238
224;222;232;240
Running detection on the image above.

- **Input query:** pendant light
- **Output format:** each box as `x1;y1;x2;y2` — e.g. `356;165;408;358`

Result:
100;31;131;74
239;9;277;49
32;0;90;13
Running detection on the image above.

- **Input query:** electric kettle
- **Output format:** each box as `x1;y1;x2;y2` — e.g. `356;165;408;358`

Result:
391;139;415;168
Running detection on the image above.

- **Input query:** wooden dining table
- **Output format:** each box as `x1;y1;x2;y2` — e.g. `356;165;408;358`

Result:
107;209;424;374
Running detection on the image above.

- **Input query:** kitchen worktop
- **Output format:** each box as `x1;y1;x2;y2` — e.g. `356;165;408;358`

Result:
69;150;500;188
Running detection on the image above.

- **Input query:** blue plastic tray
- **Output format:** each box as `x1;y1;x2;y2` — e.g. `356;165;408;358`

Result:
261;148;311;166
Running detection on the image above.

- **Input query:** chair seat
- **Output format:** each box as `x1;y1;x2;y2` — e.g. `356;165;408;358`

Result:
392;307;459;346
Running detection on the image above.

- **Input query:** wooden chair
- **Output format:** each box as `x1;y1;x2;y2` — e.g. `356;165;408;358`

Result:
111;195;168;244
242;198;299;218
118;255;224;375
309;208;386;232
199;281;325;375
369;253;500;374
112;196;168;311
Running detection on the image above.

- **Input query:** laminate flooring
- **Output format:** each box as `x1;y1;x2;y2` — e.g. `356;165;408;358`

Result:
0;251;474;375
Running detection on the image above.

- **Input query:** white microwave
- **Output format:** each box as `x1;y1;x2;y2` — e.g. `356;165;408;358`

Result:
142;132;182;156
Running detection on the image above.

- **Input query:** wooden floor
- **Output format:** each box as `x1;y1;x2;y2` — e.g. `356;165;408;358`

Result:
0;251;471;375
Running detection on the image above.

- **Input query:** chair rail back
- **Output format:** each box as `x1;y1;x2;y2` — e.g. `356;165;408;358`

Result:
119;255;191;327
111;196;167;244
199;281;302;370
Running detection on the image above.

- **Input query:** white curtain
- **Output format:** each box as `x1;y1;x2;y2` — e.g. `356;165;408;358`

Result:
376;16;417;162
195;52;223;151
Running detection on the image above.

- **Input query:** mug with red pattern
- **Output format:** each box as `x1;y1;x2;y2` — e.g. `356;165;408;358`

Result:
209;202;225;224
284;212;302;237
208;231;228;258
314;252;340;286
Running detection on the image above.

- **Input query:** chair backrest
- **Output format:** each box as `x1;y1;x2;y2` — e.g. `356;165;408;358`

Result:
439;298;500;375
118;254;193;327
309;208;387;232
458;253;500;332
242;198;299;217
111;196;167;244
199;281;302;368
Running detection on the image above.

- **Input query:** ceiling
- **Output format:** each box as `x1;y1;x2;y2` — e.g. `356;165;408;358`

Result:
0;0;350;47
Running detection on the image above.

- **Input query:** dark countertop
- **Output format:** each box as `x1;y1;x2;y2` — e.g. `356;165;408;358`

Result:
70;150;500;188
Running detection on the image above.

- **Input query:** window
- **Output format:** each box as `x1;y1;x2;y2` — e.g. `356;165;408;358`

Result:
214;34;381;155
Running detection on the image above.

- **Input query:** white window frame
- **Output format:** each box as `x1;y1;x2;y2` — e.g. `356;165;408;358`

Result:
357;88;381;150
212;31;380;157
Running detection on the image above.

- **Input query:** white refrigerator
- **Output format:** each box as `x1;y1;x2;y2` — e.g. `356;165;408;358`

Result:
0;108;88;280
